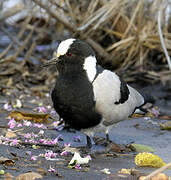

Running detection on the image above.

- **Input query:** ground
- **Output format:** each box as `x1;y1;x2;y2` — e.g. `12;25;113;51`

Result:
0;83;171;180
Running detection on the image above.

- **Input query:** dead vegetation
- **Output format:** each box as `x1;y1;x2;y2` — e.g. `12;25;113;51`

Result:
0;0;171;86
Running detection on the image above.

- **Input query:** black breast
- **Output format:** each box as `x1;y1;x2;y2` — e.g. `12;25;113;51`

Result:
51;72;101;130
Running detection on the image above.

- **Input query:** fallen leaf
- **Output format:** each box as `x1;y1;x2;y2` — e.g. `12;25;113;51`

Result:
16;172;42;180
131;143;155;152
64;146;79;154
5;130;17;138
109;142;124;152
105;168;149;179
131;113;144;118
160;121;171;130
36;168;47;176
0;157;15;166
146;112;156;118
118;168;147;178
9;111;50;123
93;136;123;152
118;168;131;174
4;172;13;180
159;115;171;120
135;152;166;168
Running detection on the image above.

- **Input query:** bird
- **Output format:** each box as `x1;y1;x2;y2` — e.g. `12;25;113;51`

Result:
44;38;145;149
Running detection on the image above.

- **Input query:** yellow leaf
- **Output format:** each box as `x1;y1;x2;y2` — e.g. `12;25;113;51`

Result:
135;152;166;168
118;168;131;174
9;111;50;123
160;121;171;130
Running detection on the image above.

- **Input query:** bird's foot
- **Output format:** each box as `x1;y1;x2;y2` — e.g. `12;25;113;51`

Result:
93;136;111;147
79;136;106;156
79;135;93;154
79;145;108;157
79;146;92;155
93;136;124;153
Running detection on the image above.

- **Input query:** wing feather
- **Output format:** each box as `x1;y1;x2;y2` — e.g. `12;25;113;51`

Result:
93;70;144;126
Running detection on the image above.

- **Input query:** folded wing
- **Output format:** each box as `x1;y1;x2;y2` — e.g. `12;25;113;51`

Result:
93;69;144;126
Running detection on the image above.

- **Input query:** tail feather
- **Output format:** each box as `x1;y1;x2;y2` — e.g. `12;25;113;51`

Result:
141;92;155;104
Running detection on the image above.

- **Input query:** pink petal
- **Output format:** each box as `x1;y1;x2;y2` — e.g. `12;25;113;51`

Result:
39;139;45;143
12;139;18;146
31;156;37;161
75;164;81;169
48;166;56;173
36;107;47;113
60;151;68;156
17;123;23;127
8;118;16;129
3;103;12;111
24;133;32;139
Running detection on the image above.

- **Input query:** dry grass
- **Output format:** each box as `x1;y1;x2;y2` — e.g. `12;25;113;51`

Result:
0;0;171;83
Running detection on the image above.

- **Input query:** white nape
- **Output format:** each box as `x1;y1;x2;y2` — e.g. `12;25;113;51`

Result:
57;38;75;57
83;55;97;82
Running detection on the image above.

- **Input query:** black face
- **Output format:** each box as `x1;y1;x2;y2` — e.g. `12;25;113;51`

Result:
57;39;95;66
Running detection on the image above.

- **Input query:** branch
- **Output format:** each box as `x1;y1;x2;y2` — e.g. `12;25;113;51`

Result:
0;4;25;22
31;0;110;59
143;161;171;180
157;0;171;70
32;0;76;32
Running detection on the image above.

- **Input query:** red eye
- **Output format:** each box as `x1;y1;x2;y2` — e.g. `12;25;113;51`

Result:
66;52;72;56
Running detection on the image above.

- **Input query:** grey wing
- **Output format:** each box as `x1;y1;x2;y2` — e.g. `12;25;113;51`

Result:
93;70;144;126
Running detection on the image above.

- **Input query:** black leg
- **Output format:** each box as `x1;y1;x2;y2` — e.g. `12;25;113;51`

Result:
86;135;92;149
106;133;110;142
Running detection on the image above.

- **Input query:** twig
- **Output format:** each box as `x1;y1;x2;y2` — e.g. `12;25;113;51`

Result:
0;43;13;59
158;0;171;70
0;26;23;47
122;0;142;38
0;4;25;22
86;38;109;58
0;175;15;180
32;0;76;32
106;36;135;51
20;141;57;147
143;161;171;180
0;125;8;128
49;0;68;13
65;0;76;24
0;15;32;61
24;18;46;61
13;26;35;58
31;0;110;59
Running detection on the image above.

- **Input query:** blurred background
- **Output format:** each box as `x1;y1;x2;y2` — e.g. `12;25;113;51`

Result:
0;0;171;93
